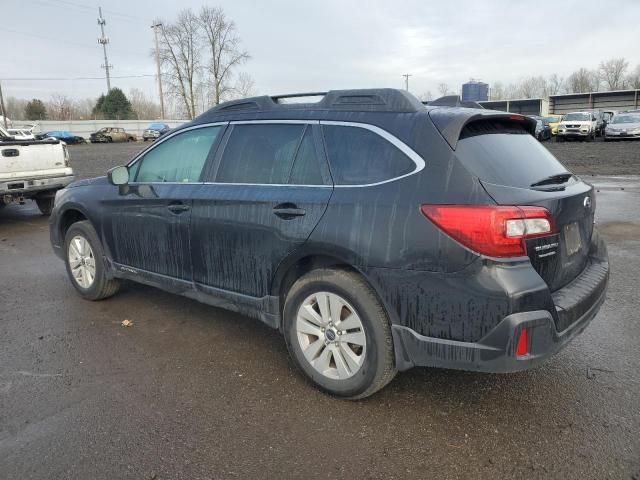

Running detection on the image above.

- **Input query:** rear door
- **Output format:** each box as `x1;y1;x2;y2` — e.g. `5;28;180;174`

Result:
190;121;333;297
453;119;594;291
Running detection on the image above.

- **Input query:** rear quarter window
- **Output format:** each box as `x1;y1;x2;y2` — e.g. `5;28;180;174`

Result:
456;121;569;188
322;124;416;185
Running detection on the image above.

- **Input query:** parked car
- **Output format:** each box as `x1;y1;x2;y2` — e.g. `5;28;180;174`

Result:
604;111;640;141
39;131;87;145
556;112;597;141
531;116;551;141
7;128;36;140
49;89;609;398
543;114;564;136
142;122;171;141
90;127;137;143
0;125;73;214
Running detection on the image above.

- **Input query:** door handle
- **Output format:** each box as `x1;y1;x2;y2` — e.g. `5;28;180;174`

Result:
273;203;306;219
167;203;190;214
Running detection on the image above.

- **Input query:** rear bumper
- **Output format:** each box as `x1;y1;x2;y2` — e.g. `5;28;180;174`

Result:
392;234;609;373
0;174;74;197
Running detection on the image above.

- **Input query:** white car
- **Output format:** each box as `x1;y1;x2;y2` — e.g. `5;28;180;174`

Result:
556;112;597;142
7;128;36;140
0;125;74;214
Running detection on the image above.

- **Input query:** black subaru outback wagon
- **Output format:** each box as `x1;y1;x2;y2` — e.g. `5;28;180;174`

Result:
49;89;609;398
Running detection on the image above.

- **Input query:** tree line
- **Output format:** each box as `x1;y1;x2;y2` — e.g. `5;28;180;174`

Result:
488;58;640;100
2;87;163;122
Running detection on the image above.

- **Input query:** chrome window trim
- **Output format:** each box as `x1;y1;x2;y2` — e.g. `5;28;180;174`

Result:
319;120;426;188
126;119;426;188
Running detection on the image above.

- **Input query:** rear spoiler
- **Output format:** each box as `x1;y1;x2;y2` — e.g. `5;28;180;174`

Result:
427;108;537;150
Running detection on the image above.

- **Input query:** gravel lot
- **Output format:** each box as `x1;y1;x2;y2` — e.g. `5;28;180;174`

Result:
1;138;639;479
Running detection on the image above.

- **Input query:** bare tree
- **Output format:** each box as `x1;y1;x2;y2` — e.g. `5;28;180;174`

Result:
519;76;547;98
232;72;256;98
129;88;161;119
628;65;640;89
599;57;629;90
2;97;28;121
437;83;450;96
567;68;599;93
47;94;75;120
199;6;250;106
546;74;565;95
159;9;201;119
418;91;433;102
489;82;505;100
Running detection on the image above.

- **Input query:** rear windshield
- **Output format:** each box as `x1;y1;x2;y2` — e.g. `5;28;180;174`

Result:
456;128;569;189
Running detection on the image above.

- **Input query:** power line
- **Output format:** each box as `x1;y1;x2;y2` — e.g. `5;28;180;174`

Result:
0;75;155;81
0;27;148;57
35;0;146;23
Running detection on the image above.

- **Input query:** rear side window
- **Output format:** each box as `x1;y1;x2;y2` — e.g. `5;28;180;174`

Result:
322;125;415;185
134;126;221;183
216;124;304;184
456;122;569;189
289;128;324;185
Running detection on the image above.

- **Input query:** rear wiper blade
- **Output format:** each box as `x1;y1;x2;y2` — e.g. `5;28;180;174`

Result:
530;173;573;188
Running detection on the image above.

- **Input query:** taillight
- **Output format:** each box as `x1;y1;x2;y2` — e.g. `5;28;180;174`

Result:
420;205;555;258
516;328;529;357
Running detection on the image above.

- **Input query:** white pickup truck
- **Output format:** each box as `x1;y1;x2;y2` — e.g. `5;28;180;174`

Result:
0;125;74;215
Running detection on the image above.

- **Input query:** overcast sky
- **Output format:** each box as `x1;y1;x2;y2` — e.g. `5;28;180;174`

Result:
2;0;639;102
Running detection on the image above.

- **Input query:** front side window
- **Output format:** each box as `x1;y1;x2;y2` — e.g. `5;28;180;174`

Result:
322;125;416;185
216;124;304;184
134;126;221;183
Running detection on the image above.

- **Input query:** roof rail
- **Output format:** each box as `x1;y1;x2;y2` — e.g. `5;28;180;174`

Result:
202;89;424;117
271;92;327;102
425;95;485;110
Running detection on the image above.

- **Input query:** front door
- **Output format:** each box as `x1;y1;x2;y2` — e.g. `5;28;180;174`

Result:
102;125;225;280
190;122;333;297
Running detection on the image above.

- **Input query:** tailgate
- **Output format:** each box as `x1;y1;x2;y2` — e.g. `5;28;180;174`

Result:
0;142;67;175
481;180;594;291
452;117;594;291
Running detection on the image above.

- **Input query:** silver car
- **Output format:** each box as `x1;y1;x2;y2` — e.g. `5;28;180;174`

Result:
604;112;640;141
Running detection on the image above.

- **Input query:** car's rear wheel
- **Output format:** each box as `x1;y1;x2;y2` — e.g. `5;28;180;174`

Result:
35;196;54;215
283;268;396;399
64;221;120;300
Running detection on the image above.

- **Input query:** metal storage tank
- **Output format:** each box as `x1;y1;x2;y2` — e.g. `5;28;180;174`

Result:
461;81;489;102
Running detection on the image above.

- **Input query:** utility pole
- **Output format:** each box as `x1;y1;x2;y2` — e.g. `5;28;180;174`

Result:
97;7;112;92
0;81;8;129
151;21;165;119
402;73;412;91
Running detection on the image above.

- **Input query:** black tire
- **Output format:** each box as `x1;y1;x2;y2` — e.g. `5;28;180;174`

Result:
64;220;120;301
106;136;113;143
143;138;148;142
35;196;55;215
283;268;396;399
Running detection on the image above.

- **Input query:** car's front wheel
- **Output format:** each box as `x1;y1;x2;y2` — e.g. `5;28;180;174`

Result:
283;268;396;399
64;221;120;300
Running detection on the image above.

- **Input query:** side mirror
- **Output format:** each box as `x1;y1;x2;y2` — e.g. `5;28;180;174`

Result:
107;165;130;185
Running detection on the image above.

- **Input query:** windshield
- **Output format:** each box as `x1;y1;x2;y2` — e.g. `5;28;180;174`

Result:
456;132;569;189
612;114;640;124
564;113;591;121
149;123;166;129
543;116;560;123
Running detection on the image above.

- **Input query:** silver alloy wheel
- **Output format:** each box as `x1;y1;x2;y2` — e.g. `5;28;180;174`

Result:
296;291;367;380
68;235;96;289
